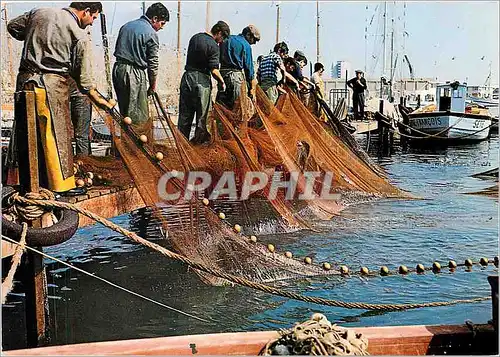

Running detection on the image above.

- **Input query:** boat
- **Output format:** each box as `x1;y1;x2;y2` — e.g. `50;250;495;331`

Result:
407;81;492;141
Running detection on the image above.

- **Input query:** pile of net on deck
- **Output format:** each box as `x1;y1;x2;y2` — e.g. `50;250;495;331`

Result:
88;85;409;285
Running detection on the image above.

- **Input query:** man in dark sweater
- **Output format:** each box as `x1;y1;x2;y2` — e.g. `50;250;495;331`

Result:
347;69;367;120
178;21;230;144
113;3;169;128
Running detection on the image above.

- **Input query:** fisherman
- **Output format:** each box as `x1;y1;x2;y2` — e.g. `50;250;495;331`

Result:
178;21;230;144
71;27;93;156
310;62;327;121
217;25;260;109
290;50;315;89
6;2;114;196
347;70;367;120
257;42;299;104
113;2;169;131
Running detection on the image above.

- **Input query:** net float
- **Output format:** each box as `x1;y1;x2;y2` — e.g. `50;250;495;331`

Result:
250;235;257;243
97;174;103;181
202;198;209;206
123;116;132;125
398;265;408;274
432;262;441;273
380;266;389;276
416;264;425;274
285;251;293;258
86;172;94;179
479;257;488;266
85;178;93;187
360;267;369;275
139;135;148;143
304;257;312;265
267;244;275;253
465;259;473;267
340;265;348;274
108;98;117;107
448;260;457;269
233;224;242;233
76;179;85;187
218;212;225;220
73;166;78;175
76;160;83;167
155;152;164;161
322;262;331;271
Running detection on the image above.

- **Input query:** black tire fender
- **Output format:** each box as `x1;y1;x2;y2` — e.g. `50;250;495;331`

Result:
2;186;79;247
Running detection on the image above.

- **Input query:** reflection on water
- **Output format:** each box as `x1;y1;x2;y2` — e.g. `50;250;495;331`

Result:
2;135;498;350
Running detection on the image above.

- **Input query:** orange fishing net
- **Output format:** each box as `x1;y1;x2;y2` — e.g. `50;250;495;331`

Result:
86;85;409;285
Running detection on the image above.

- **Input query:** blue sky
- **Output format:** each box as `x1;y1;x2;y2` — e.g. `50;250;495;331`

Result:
4;1;499;85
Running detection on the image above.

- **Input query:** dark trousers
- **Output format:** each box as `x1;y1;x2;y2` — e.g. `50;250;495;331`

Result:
352;92;365;120
178;70;212;144
112;62;149;125
216;69;245;109
69;79;92;156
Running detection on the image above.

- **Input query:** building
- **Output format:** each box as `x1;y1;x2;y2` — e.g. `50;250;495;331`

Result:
331;61;352;79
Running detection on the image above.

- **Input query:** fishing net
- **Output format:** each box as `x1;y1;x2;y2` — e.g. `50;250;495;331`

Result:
85;83;408;285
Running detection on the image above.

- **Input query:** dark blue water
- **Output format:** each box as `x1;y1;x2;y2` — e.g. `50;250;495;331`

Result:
2;135;498;349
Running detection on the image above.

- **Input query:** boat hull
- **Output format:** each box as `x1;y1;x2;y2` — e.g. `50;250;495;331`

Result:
3;324;496;355
408;112;491;141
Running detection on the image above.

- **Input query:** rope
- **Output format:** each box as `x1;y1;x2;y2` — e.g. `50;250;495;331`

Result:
10;195;491;312
1;222;27;304
1;235;210;323
260;314;369;355
5;188;55;221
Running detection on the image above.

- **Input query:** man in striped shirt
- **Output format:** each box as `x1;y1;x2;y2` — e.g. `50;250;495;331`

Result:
257;42;299;104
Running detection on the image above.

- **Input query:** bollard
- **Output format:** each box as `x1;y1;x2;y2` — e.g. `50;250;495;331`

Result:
488;275;498;333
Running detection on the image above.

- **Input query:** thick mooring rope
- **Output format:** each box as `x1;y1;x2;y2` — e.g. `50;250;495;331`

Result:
9;194;491;311
260;313;369;355
1;222;28;304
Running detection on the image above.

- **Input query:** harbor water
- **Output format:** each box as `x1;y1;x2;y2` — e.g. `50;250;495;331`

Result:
2;134;498;350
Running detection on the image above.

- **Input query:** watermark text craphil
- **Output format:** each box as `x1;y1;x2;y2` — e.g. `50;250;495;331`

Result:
157;171;341;201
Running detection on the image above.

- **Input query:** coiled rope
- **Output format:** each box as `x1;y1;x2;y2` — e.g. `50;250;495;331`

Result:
1;222;27;304
8;194;491;311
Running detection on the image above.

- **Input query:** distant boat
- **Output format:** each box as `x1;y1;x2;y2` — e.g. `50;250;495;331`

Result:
407;82;492;142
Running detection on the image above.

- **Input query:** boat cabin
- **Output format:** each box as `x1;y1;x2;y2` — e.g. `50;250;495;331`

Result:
436;82;467;113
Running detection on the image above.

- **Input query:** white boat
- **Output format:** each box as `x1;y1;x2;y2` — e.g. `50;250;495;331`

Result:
407;82;492;141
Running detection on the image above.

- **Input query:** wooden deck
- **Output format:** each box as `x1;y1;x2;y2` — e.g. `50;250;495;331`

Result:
4;324;497;355
2;185;145;258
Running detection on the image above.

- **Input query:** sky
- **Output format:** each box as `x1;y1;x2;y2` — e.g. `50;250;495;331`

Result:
3;1;499;85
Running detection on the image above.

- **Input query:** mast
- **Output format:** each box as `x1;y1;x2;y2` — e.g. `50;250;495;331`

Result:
142;1;146;15
177;0;181;77
389;7;394;101
276;2;280;43
316;0;320;63
382;1;387;79
205;0;211;31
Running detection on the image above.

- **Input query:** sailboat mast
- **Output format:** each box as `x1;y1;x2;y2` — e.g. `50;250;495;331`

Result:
316;0;320;63
382;1;387;79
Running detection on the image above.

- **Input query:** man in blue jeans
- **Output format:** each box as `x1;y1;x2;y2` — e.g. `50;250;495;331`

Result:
70;70;93;156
